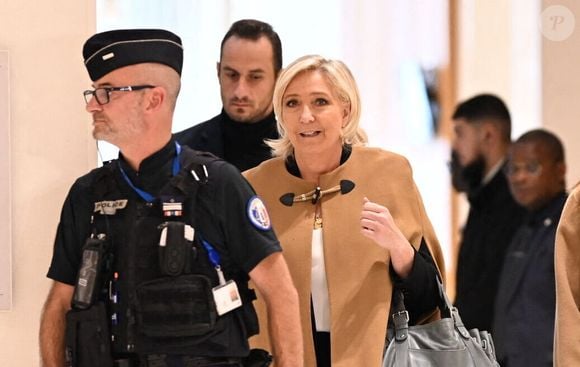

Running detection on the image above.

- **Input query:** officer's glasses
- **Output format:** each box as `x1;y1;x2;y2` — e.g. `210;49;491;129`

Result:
503;161;542;177
83;85;155;105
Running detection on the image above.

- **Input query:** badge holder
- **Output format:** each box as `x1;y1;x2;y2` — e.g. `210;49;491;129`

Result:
201;238;243;316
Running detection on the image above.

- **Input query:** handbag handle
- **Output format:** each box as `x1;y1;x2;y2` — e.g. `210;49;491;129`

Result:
391;275;472;341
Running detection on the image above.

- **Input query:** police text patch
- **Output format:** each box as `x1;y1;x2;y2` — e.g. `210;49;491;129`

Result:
94;199;128;215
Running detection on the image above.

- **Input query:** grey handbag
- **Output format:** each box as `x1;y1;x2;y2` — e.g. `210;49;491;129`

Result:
383;277;500;367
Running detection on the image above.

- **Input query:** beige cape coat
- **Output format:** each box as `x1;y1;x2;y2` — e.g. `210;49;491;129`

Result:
554;184;580;366
244;146;445;367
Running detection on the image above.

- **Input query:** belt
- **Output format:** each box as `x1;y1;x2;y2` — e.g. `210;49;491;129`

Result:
114;355;242;367
145;355;242;367
114;359;136;367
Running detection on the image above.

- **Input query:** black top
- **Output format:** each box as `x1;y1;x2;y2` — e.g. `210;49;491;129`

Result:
47;139;282;285
493;192;567;367
454;166;526;331
174;110;279;172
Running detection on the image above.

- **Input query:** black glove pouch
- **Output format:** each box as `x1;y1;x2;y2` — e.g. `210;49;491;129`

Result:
65;302;113;367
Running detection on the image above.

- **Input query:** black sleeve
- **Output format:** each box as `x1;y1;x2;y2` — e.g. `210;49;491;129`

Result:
46;178;94;285
210;161;282;274
390;238;440;325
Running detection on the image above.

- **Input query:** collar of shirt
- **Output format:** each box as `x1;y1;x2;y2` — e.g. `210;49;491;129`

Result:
482;157;506;186
524;191;568;228
285;145;353;178
220;109;278;149
117;139;176;195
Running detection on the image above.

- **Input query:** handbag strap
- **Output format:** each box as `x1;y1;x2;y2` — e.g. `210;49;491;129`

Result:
390;293;410;366
391;275;472;341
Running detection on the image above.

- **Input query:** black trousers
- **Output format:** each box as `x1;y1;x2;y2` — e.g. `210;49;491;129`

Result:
311;300;331;367
313;331;331;367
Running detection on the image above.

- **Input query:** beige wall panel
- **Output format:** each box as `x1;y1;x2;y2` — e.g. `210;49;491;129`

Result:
0;1;96;365
542;0;580;188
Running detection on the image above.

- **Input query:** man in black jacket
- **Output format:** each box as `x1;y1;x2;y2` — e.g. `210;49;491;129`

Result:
450;94;526;332
494;129;567;367
174;19;282;171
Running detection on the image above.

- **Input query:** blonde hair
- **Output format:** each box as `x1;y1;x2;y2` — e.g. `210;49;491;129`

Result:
267;55;367;158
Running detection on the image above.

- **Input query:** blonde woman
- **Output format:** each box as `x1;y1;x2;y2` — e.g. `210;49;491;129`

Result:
245;55;445;367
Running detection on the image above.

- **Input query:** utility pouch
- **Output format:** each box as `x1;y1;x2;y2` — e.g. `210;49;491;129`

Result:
65;301;113;367
242;349;273;367
73;236;111;309
135;274;217;337
158;221;195;276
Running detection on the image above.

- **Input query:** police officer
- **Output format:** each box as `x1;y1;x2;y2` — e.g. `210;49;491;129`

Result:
39;29;302;367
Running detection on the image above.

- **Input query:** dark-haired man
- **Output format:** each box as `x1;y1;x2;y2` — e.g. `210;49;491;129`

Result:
494;129;567;367
39;28;302;367
450;94;526;332
175;19;282;171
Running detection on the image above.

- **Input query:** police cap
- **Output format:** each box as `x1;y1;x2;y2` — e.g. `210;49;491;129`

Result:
83;28;183;81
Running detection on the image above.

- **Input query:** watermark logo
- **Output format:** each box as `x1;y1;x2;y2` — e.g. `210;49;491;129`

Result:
540;5;575;41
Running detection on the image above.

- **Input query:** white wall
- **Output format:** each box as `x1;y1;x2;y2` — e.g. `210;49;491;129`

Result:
0;1;96;365
453;0;543;246
456;0;542;138
456;0;579;192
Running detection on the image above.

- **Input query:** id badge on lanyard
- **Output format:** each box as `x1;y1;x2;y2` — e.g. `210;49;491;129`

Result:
201;238;243;315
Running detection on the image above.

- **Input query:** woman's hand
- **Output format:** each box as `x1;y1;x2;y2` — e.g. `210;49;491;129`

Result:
360;197;415;277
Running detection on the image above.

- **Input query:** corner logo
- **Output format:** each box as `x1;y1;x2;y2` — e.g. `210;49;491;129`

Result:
540;5;575;42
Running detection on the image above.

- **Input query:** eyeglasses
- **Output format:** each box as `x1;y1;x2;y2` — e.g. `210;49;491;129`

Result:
83;85;155;105
503;161;543;177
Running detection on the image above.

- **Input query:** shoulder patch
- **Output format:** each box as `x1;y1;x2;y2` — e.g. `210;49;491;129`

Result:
247;196;271;231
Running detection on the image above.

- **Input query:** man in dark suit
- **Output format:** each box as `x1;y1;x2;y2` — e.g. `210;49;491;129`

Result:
494;129;567;367
451;94;526;332
174;19;282;171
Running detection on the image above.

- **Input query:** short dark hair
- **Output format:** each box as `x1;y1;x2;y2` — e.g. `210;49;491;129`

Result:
515;129;565;163
220;19;283;75
453;94;511;142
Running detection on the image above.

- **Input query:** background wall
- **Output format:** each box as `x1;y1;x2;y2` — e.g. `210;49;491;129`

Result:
456;0;579;188
456;0;542;146
543;0;580;188
0;1;96;365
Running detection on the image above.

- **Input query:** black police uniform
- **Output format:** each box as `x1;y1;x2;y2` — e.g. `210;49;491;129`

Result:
174;110;278;172
47;140;281;366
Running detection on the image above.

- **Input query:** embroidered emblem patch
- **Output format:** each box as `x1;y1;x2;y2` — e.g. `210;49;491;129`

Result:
94;200;128;215
247;196;271;231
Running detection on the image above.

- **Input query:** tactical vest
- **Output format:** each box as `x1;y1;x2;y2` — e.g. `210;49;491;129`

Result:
88;149;258;358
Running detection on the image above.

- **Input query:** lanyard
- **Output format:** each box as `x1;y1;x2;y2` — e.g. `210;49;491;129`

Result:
201;237;227;285
118;142;182;203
